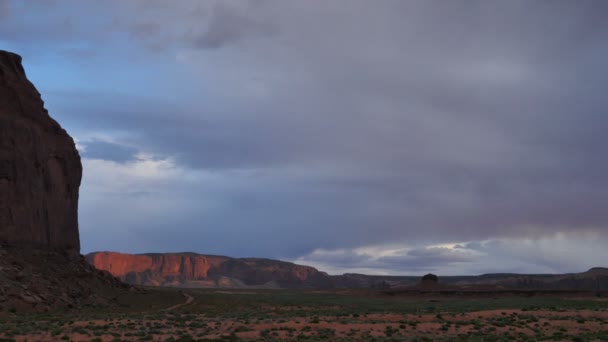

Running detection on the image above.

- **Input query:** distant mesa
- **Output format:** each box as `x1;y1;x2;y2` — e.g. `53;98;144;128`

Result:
86;251;334;289
587;267;608;274
85;251;608;291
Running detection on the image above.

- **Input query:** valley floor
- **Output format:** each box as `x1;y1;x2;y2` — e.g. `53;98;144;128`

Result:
1;288;608;341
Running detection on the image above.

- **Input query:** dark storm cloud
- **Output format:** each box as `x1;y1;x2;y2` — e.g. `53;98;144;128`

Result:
0;0;10;18
0;2;83;43
189;2;275;49
4;1;608;272
56;2;608;242
81;140;138;163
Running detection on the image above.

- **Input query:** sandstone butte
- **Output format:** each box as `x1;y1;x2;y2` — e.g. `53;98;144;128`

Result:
0;50;81;253
86;251;333;288
0;50;127;313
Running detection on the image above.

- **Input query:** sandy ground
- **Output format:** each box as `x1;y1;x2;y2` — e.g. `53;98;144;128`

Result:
4;307;608;341
163;292;194;312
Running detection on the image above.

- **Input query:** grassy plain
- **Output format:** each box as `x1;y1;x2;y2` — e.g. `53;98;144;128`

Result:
1;288;608;341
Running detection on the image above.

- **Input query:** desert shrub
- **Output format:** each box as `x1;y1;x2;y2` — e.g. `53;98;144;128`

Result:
234;325;252;332
385;326;398;337
316;328;335;339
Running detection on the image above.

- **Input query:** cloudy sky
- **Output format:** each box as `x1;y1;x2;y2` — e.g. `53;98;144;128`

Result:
2;0;608;275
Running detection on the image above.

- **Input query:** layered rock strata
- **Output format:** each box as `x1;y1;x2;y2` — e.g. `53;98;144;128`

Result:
87;252;333;288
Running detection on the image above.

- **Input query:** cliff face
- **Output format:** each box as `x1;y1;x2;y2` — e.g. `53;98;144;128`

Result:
87;251;608;291
0;51;131;313
0;50;82;252
86;252;332;288
87;252;228;280
210;257;331;287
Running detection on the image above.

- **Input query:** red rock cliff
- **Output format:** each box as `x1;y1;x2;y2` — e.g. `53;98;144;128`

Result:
86;252;333;288
0;50;82;252
87;252;228;279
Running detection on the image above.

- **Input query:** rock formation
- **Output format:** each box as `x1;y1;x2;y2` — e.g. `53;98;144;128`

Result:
417;273;440;290
87;251;333;288
0;245;127;313
0;50;82;253
87;252;227;284
87;251;608;291
422;273;439;283
0;51;130;314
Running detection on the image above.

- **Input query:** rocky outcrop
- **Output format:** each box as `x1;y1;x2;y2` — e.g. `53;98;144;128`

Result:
88;250;608;291
0;245;129;313
87;252;228;285
0;50;82;253
86;252;333;288
422;273;439;282
211;257;331;287
408;273;440;291
0;51;130;314
418;273;439;290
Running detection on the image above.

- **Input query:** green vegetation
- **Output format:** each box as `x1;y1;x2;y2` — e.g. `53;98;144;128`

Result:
1;288;607;341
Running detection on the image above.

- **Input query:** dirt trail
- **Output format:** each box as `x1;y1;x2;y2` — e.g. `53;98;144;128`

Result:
164;292;194;311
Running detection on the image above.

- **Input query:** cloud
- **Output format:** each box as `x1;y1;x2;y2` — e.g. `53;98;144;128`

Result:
80;139;138;163
0;0;10;19
293;245;478;275
4;1;608;273
295;233;608;276
189;2;275;50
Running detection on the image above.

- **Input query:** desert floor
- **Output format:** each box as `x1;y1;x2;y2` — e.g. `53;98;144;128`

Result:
1;288;608;341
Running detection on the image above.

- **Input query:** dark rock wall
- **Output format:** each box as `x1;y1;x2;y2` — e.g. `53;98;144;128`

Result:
0;50;82;252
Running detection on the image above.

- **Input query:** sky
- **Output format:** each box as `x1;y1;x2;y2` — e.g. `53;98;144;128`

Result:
1;0;608;276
